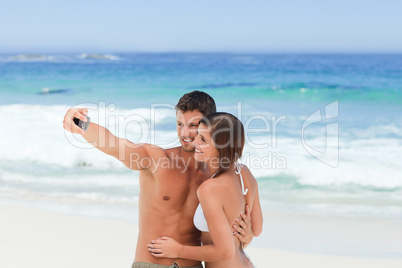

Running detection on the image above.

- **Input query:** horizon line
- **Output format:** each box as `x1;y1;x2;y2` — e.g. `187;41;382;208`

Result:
1;50;402;55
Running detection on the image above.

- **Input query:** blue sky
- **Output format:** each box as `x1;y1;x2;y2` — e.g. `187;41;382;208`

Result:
0;0;401;53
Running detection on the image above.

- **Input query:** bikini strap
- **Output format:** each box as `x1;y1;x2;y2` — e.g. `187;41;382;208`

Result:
211;170;218;179
235;163;248;195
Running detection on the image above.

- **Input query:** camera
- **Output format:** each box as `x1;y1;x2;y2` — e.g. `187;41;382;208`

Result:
73;116;90;131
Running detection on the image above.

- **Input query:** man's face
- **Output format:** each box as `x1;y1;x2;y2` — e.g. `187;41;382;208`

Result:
176;110;204;152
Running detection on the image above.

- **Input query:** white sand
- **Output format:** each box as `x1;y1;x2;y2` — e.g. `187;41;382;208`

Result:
1;203;402;268
247;249;402;268
1;204;137;267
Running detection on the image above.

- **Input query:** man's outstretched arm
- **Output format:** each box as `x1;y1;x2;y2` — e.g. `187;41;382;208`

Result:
63;107;162;171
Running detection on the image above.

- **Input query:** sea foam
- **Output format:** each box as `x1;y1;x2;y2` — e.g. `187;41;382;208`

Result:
1;103;401;219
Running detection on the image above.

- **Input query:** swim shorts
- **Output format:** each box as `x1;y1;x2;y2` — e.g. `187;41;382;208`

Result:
132;262;203;268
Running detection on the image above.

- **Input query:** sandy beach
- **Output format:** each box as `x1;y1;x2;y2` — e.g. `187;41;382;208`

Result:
1;203;402;268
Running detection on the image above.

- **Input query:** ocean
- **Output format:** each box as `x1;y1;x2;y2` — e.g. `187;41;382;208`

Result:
0;53;401;245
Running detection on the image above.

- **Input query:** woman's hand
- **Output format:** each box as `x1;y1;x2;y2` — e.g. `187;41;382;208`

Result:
148;237;183;258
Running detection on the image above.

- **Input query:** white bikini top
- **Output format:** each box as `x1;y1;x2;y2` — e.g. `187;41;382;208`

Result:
193;163;248;233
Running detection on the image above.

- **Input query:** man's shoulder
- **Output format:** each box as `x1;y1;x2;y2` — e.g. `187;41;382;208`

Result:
146;146;193;177
140;144;179;158
164;146;182;155
156;146;184;161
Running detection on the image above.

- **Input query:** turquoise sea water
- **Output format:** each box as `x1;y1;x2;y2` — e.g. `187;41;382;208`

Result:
0;53;401;228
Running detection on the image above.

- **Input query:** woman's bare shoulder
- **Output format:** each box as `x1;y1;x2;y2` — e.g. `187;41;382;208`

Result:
239;164;257;187
197;172;232;197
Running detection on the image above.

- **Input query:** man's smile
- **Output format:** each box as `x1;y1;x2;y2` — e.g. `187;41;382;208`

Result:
182;138;194;143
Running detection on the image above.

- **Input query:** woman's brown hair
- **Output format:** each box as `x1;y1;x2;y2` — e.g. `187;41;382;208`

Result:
200;112;245;176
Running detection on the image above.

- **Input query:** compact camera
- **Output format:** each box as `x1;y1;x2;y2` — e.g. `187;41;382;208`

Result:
73;116;90;131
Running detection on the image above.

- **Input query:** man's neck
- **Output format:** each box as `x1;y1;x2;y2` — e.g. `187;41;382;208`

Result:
178;147;208;174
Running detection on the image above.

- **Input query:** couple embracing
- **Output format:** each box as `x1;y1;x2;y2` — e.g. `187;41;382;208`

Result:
63;91;263;268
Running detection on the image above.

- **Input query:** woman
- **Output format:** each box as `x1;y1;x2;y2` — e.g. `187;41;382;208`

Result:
148;112;263;267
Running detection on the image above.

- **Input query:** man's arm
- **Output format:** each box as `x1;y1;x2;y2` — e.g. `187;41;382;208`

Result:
232;166;264;248
234;186;264;249
232;205;254;248
63;107;163;171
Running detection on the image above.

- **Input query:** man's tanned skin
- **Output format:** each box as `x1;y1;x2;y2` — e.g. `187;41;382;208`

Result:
131;110;207;266
63;102;253;266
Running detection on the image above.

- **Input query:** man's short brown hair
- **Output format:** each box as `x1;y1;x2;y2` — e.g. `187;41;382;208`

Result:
175;91;216;116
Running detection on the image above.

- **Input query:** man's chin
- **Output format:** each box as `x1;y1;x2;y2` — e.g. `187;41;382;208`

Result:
181;143;196;152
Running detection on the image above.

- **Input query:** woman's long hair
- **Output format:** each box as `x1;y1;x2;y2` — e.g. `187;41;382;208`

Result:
199;112;245;176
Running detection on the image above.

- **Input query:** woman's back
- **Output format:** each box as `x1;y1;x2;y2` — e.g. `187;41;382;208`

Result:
198;164;257;268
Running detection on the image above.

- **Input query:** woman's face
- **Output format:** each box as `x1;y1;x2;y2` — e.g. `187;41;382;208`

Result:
192;123;219;164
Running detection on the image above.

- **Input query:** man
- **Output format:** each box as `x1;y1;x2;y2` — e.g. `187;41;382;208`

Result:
63;91;253;268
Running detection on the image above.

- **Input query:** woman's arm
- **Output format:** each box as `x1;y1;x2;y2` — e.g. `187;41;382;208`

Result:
250;186;263;237
148;180;235;261
232;165;263;247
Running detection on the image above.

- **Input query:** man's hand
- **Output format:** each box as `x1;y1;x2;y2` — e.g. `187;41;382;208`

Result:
63;108;88;134
232;204;254;247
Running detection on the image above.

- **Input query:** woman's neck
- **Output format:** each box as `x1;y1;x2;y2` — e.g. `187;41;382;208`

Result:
207;163;235;177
